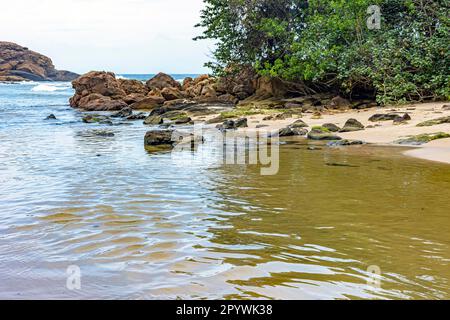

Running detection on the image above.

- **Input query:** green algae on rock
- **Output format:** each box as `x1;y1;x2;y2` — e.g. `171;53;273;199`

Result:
395;132;450;145
416;116;450;127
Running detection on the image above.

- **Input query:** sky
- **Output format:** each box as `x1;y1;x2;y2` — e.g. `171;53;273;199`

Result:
0;0;215;74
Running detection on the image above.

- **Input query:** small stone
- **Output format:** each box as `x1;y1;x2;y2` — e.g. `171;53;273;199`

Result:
327;140;365;147
45;114;57;120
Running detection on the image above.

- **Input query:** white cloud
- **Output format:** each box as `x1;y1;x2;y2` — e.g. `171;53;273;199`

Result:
0;0;214;74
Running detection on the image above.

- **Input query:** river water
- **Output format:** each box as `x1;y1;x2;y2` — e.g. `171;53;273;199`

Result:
0;79;449;299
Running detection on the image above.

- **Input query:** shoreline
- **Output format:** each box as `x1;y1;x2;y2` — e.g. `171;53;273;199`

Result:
197;101;450;165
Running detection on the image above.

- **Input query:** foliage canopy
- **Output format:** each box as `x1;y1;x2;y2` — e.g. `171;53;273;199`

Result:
195;0;450;104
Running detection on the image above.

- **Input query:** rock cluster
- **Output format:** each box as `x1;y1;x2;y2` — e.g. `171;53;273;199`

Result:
69;68;378;113
0;42;78;81
69;71;247;111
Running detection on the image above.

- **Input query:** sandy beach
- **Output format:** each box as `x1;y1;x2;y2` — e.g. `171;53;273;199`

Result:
201;101;450;165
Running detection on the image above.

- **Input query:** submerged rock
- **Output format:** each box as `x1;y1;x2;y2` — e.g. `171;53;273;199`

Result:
82;114;113;125
442;105;450;111
327;140;365;147
45;114;57;120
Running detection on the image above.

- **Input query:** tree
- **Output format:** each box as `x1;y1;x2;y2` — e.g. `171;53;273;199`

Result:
195;0;450;104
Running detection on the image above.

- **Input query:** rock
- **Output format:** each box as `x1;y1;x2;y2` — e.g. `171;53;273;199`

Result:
417;116;450;127
329;96;351;109
161;87;185;101
118;79;148;95
442;105;450;111
129;96;165;110
217;94;238;104
182;77;193;90
146;73;181;90
369;113;402;122
256;124;269;129
78;95;128;111
126;112;147;120
91;130;115;137
144;130;174;147
111;107;133;118
123;93;146;105
217;120;237;131
174;117;192;125
327;140;365;147
290;119;308;128
395;132;450;145
45;114;57;120
340;118;365;132
393;113;411;124
278;127;308;137
70;71;128;110
144;115;164;125
284;102;303;109
322;123;341;132
235;118;248;128
82;114;113;125
0;41;78;81
307;128;342;141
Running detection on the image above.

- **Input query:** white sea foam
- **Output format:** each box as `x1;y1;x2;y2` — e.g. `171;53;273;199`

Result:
116;75;129;80
31;83;71;92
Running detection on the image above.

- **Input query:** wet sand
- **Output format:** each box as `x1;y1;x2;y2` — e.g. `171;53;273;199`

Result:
200;101;450;165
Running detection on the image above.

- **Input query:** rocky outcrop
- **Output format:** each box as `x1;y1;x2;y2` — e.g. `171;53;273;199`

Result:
0;42;78;82
69;67;377;113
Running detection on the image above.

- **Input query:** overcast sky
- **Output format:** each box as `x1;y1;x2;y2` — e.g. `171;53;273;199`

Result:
0;0;214;74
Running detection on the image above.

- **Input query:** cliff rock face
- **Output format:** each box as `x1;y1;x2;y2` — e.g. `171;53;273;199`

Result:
0;42;79;82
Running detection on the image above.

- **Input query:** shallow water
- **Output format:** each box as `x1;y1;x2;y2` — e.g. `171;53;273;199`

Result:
0;80;449;299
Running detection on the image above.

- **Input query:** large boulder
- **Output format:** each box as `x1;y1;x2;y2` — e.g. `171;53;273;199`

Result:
0;41;78;81
118;79;148;95
70;71;128;110
146;72;181;90
129;96;165;110
161;87;185;101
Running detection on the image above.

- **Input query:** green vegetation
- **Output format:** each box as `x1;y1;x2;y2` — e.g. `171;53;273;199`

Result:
220;107;275;119
311;126;331;133
195;0;450;104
